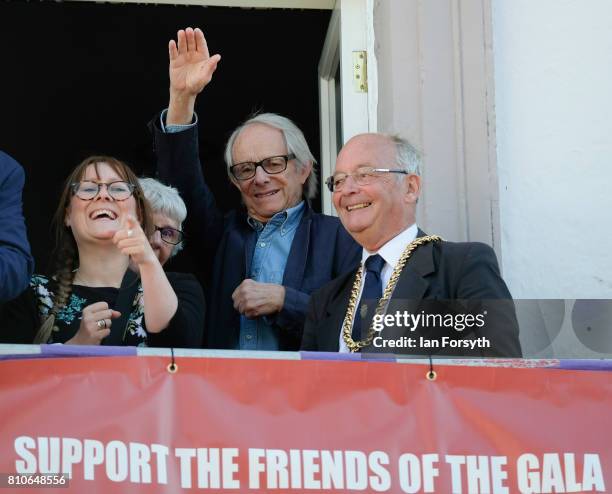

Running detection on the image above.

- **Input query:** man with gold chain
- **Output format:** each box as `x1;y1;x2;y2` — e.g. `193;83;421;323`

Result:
301;133;522;357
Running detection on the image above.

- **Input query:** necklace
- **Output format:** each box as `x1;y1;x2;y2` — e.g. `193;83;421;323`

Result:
342;235;442;352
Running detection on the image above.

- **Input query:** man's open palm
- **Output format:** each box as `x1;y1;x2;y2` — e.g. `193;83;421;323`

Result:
169;27;221;96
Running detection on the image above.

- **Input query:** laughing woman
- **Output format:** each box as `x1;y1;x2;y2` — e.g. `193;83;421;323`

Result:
1;156;204;347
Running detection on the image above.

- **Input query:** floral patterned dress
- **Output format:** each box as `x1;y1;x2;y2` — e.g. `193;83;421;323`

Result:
30;275;148;345
1;272;205;347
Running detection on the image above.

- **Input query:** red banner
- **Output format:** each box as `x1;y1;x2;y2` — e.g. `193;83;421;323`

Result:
0;355;610;493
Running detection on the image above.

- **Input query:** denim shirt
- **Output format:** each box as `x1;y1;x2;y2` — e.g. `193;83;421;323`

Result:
162;111;306;349
238;201;305;349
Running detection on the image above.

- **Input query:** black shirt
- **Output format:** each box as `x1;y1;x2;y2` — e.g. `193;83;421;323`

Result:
1;271;205;348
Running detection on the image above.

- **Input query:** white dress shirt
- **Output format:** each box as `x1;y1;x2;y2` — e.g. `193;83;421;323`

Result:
339;223;418;352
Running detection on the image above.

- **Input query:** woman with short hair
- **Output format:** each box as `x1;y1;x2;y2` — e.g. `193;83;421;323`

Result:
138;177;186;267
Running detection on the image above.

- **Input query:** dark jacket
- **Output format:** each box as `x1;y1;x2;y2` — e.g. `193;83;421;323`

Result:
0;151;34;302
302;234;522;357
151;117;361;350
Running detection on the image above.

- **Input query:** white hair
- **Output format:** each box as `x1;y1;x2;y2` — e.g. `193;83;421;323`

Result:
138;177;187;256
390;134;422;175
224;113;318;199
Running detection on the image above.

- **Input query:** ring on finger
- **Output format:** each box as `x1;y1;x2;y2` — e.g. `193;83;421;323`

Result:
97;319;107;329
127;229;134;238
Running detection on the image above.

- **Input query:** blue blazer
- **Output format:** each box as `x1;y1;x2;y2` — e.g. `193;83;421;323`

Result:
151;117;361;350
0;151;34;302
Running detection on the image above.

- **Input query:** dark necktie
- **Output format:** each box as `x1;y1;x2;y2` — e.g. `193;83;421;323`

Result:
352;254;386;340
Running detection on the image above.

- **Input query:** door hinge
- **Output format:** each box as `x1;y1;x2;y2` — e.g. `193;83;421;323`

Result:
353;50;368;93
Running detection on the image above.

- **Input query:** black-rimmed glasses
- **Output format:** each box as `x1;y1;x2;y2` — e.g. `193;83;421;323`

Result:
154;226;184;245
325;167;410;192
230;153;296;181
71;181;136;201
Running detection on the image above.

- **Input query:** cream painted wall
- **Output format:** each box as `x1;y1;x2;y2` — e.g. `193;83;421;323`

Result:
374;1;466;243
374;0;611;356
374;0;500;249
492;0;612;299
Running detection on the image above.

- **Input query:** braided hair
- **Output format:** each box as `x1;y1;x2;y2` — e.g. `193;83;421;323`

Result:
34;156;153;343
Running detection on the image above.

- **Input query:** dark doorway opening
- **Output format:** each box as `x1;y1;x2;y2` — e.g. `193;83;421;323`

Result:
0;1;330;277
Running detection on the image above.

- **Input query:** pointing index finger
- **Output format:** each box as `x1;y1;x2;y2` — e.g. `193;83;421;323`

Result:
118;213;141;239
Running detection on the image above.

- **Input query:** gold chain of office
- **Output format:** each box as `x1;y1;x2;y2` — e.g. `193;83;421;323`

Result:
342;235;442;352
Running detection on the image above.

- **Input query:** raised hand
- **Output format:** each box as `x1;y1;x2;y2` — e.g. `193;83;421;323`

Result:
66;302;121;345
112;214;158;268
170;27;221;96
167;27;221;125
